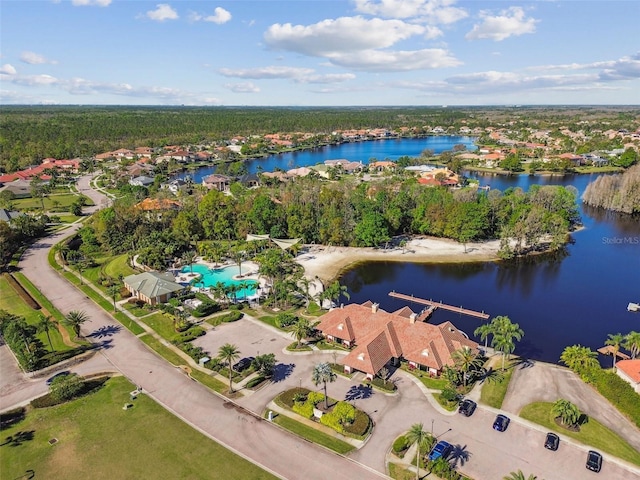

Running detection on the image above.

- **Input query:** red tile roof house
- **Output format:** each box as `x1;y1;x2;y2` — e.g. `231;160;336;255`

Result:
615;359;640;394
316;301;479;380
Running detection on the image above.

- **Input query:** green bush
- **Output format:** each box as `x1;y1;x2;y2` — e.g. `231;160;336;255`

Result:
393;435;409;453
192;300;220;318
278;388;310;408
370;376;396;392
343;409;371;437
320;411;343;432
173;326;206;343
246;375;266;389
293;400;314;419
218;311;243;323
592;369;640;428
307;391;325;406
276;312;298;328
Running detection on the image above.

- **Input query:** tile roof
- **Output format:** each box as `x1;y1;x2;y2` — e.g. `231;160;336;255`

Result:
617;359;640;383
317;302;479;376
124;271;184;299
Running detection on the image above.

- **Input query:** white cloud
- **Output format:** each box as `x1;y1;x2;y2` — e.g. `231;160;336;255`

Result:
528;53;640;81
423;25;444;40
329;48;461;72
71;0;111;6
264;17;424;56
225;82;260;93
353;0;467;24
190;7;232;24
0;64;17;75
20;51;57;65
296;73;356;84
146;4;178;22
11;74;59;87
218;66;314;80
466;7;538;41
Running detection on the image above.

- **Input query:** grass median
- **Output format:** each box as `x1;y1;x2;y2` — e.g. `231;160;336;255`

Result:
268;412;354;455
0;376;277;480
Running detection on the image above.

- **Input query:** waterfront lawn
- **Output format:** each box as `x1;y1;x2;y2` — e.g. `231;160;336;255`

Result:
0;376;277;480
520;402;640;466
269;412;354;455
480;357;517;409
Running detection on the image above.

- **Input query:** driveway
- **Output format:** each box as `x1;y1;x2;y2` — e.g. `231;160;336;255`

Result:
502;360;640;453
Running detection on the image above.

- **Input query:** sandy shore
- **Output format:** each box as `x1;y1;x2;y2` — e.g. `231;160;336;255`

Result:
296;236;501;282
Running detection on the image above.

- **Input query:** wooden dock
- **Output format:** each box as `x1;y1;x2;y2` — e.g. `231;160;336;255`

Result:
388;291;490;320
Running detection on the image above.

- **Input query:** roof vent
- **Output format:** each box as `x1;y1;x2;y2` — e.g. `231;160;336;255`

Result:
372;303;379;313
421;349;429;357
357;353;365;361
337;323;343;331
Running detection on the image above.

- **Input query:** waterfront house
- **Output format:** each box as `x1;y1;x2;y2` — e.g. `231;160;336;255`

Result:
202;174;231;192
316;301;479;380
615;359;640;394
129;175;155;187
123;271;185;306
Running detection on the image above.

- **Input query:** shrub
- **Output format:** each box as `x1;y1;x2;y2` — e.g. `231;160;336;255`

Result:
119;286;131;298
176;342;206;362
293;400;314;419
343;409;371;437
246;375;266;389
320;411;343;432
332;401;356;425
371;376;396;392
218;311;243;323
192;300;220;318
307;391;325;406
127;298;145;307
393;435;410;454
276;312;298;328
592;369;640;428
278;387;310;408
174;326;206;343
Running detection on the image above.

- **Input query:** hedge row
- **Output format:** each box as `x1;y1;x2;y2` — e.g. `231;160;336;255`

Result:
592;369;640;428
5;273;40;310
246;375;267;389
173;326;206;343
218;311;244;322
31;376;109;408
343;409;371;437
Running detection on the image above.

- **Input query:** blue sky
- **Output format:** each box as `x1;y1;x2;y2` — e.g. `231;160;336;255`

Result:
1;0;639;106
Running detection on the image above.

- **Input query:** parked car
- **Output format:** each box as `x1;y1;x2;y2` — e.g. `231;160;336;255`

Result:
492;414;510;432
544;432;560;451
428;440;452;462
586;450;603;473
458;399;477;417
232;357;255;373
45;370;71;386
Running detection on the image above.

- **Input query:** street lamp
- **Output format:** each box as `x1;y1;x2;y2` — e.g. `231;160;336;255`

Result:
431;419;434;436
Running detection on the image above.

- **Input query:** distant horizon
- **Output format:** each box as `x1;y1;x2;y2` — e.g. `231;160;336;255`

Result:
1;1;639;106
2;104;640;109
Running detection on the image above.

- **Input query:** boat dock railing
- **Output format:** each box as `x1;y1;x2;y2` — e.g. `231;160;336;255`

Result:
388;291;490;320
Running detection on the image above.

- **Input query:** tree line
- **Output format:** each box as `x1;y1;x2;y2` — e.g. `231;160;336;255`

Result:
582;163;640;214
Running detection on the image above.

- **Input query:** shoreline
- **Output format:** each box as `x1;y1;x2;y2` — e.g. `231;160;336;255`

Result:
296;237;501;282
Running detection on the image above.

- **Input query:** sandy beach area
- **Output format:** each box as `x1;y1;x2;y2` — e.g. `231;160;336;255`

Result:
296;236;501;282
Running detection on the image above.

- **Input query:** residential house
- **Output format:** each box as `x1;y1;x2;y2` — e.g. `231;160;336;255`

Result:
368;161;397;173
202;174;231;192
129;176;155;187
134;198;180;212
615;359;640;394
0;179;34;198
238;173;260;188
316;301;479;380
0;208;22;222
123;271;185;306
162;179;189;195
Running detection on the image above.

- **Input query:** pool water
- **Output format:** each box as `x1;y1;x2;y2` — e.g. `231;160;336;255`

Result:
181;264;258;299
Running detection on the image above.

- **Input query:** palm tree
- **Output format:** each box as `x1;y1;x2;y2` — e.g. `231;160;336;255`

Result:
37;314;56;351
623;331;640;359
323;280;350;308
291;317;311;348
64;310;90;339
560;345;599;373
452;346;484;387
405;422;430;480
552;398;580;427
297;276;313;312
490;316;524;370
311;362;336;410
107;284;120;312
605;333;625;367
232;247;245;276
218;343;240;393
213;281;228;307
182;250;197;274
474;322;493;351
503;470;537;480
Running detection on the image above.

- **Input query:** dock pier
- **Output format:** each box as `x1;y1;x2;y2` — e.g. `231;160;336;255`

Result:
388;291;490;320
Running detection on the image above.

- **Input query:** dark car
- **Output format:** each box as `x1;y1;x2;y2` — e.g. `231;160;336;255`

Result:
544;432;560;451
428;440;452;462
45;370;71;386
586;450;603;473
232;357;255;373
458;399;477;417
493;414;510;432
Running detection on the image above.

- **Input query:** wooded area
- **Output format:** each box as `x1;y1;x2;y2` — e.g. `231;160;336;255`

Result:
582;164;640;214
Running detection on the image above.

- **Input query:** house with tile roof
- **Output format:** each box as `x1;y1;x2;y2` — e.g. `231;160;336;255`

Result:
316;301;479;380
123;271;185;306
615;359;640;394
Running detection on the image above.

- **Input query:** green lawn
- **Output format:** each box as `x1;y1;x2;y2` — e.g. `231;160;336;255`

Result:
138;312;177;342
480;358;517;408
104;254;136;279
139;334;187;366
0;376;277;480
0;274;74;353
520;402;640;466
269;413;354;455
11;193;94;212
189;369;228;394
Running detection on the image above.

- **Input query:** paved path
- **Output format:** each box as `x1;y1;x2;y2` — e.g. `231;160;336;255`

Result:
9;193;387;480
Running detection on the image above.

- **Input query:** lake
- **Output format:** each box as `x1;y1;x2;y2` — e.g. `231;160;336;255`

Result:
341;172;640;363
179;135;477;182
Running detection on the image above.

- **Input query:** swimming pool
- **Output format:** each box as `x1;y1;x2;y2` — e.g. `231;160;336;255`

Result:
181;264;258;299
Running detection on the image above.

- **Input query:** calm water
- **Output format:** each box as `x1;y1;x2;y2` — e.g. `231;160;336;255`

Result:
342;172;640;363
181;136;477;182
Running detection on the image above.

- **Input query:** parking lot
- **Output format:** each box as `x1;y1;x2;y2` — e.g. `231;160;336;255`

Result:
193;316;640;480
